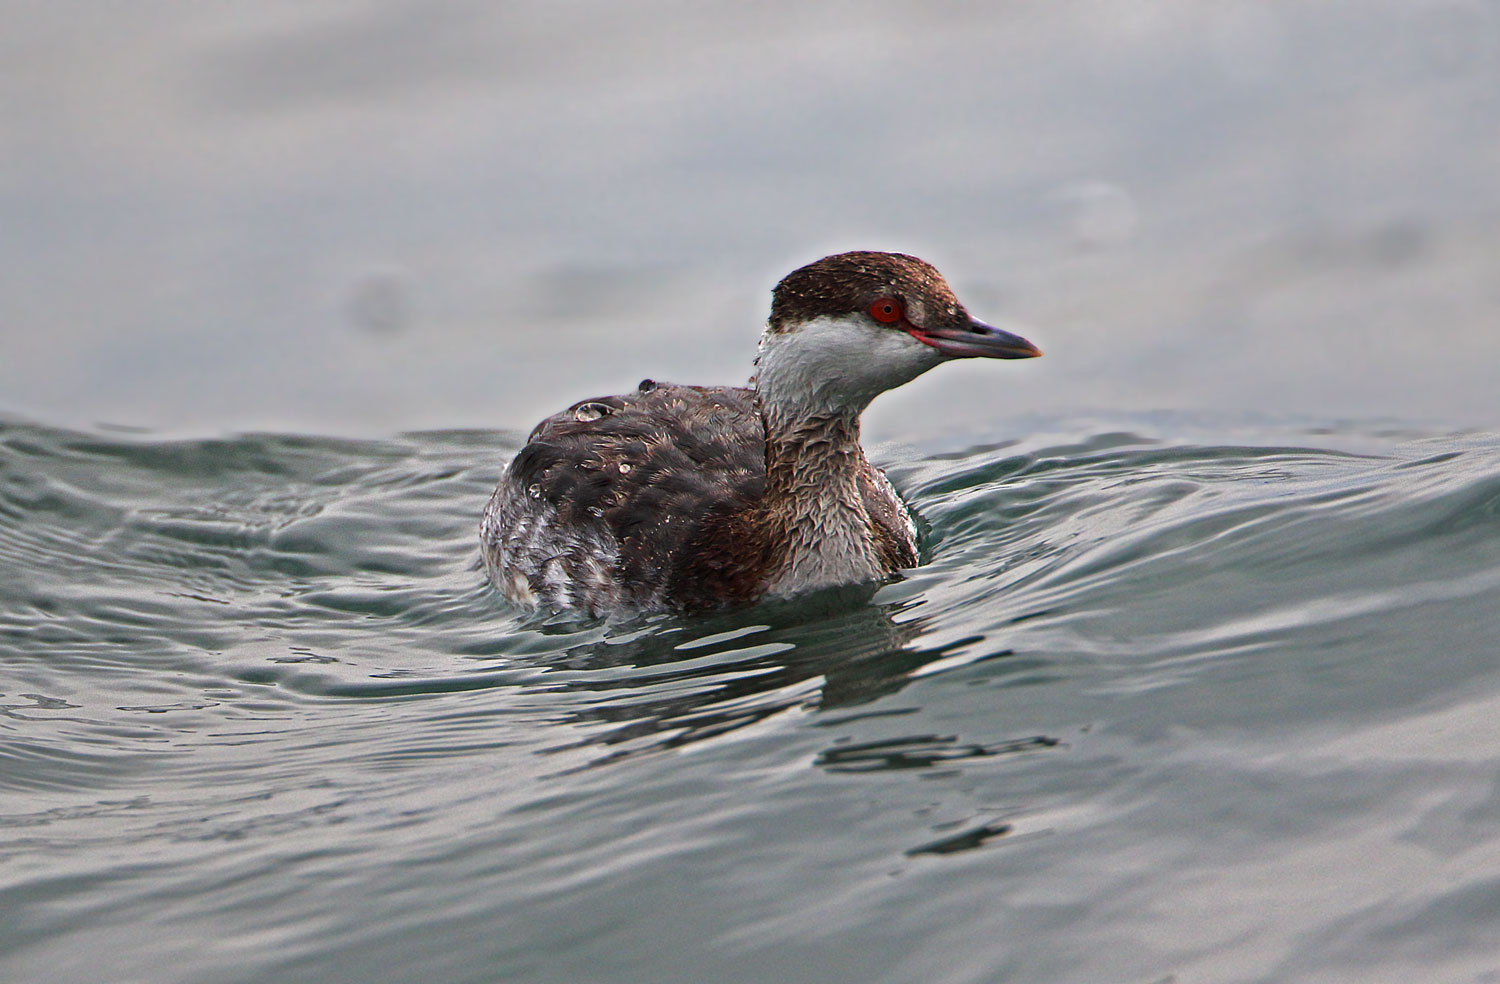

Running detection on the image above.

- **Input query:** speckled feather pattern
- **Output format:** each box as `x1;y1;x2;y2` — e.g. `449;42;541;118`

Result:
480;380;917;615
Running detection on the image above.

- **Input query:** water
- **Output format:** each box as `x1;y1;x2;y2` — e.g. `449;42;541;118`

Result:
5;413;1500;983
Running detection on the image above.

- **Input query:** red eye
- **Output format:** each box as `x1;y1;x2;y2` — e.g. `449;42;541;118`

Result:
869;298;902;324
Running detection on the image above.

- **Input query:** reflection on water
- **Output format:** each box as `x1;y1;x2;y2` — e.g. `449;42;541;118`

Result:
817;734;1059;773
532;599;928;767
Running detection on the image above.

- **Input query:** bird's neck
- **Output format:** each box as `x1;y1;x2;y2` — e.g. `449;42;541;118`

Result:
756;401;883;595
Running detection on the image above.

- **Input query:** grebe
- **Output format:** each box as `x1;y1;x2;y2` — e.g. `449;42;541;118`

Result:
481;251;1041;615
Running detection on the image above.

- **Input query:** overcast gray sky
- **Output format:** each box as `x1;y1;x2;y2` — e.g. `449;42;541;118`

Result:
3;0;1497;436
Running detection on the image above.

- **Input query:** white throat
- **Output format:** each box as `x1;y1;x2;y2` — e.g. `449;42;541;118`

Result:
754;314;945;422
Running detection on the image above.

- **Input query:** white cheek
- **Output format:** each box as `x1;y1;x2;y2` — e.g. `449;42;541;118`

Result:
756;315;944;415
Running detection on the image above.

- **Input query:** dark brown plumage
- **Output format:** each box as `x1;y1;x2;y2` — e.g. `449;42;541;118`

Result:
485;379;917;612
769;251;964;334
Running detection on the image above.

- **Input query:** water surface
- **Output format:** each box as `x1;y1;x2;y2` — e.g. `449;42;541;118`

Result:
5;414;1500;983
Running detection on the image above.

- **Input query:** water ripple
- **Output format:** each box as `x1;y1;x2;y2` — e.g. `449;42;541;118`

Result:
5;415;1500;984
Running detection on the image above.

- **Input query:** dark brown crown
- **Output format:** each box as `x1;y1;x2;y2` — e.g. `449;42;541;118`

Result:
767;251;966;333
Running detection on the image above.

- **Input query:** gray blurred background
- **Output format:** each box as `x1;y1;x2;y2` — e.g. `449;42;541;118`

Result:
4;0;1497;438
